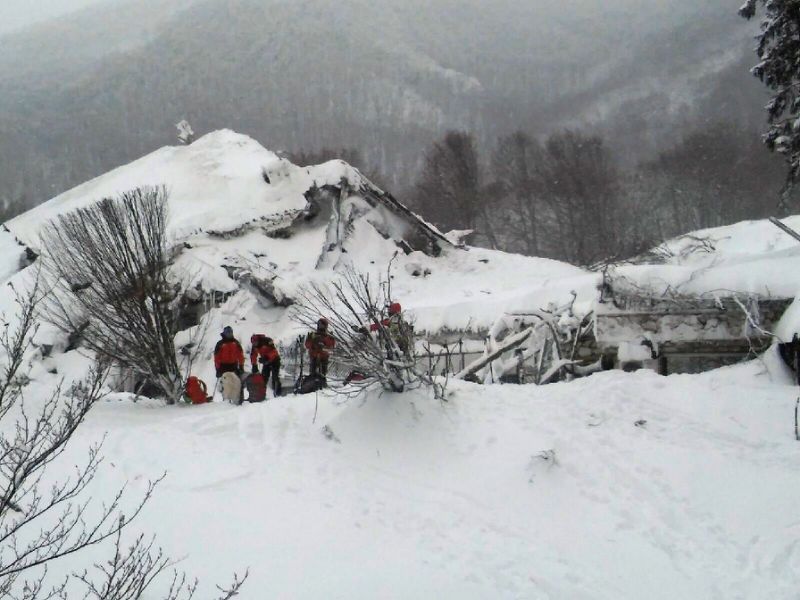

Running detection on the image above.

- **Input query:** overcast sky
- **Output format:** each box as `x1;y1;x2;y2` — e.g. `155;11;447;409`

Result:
0;0;108;35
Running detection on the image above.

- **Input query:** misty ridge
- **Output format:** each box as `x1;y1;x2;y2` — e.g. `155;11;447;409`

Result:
0;0;789;264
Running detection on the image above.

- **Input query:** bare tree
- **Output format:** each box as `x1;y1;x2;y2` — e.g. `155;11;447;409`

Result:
640;122;785;232
40;187;184;402
412;131;497;246
293;266;443;398
489;131;546;256
0;279;246;598
538;130;623;265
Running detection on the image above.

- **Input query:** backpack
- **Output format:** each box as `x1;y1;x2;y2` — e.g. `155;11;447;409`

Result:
295;373;326;395
245;373;267;402
184;376;208;404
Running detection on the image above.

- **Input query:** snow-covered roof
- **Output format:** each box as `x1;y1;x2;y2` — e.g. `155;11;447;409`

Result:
610;217;800;300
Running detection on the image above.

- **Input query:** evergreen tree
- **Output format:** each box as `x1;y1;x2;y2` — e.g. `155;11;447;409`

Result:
740;1;800;187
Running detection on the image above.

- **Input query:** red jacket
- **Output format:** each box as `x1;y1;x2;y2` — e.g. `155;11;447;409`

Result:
251;342;280;367
214;338;245;370
305;331;335;358
370;319;390;332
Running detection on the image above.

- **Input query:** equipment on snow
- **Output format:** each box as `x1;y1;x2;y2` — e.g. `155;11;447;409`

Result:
795;398;799;441
245;373;268;403
344;370;367;385
221;371;243;404
184;376;210;404
295;373;327;395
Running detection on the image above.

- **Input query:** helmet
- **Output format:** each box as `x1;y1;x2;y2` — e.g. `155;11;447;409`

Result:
388;302;402;316
317;318;329;329
222;326;234;339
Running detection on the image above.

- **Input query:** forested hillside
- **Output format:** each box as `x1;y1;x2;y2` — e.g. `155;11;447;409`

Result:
0;0;778;249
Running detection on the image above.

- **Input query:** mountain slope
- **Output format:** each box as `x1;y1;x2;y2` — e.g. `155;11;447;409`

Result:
0;0;766;210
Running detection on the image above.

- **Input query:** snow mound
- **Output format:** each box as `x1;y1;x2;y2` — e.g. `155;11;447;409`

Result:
615;216;800;298
9;130;336;245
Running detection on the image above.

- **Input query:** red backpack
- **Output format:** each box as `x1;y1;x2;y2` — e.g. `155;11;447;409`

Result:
245;373;267;402
184;376;209;404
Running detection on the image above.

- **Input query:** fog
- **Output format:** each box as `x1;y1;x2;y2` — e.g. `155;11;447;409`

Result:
0;0;780;249
0;0;107;34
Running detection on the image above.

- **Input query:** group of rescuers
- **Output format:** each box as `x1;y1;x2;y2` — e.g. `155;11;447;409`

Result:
185;302;406;404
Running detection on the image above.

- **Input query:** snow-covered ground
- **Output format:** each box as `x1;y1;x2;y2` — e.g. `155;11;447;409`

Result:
615;217;800;299
4;130;800;597
48;353;799;599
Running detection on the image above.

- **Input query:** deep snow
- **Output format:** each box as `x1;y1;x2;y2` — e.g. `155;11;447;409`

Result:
4;130;800;598
48;355;800;599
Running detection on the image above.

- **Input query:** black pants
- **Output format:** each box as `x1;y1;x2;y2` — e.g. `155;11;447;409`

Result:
218;364;242;377
309;355;329;378
261;359;282;395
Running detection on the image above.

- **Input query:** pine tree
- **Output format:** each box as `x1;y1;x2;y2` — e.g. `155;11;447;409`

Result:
740;1;800;187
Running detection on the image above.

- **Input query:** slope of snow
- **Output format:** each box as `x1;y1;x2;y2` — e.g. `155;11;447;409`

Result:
2;131;800;598
6;130;364;246
0;227;24;283
35;357;800;599
616;217;800;298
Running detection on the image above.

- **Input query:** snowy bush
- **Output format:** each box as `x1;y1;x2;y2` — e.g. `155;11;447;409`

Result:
293;267;444;398
175;120;195;145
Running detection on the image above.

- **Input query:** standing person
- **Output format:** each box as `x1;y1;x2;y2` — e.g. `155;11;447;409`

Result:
214;326;245;402
370;302;410;355
250;334;282;396
305;318;336;383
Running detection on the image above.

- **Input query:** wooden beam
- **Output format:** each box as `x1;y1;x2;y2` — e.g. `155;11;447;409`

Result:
769;217;800;244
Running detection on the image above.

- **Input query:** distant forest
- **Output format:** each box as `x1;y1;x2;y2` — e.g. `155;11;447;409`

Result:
0;0;790;262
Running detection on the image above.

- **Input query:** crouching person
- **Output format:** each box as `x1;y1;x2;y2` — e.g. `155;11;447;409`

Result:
250;334;282;397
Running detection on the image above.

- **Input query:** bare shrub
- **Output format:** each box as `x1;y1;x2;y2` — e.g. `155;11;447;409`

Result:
40;186;184;401
293;267;444;398
0;279;245;598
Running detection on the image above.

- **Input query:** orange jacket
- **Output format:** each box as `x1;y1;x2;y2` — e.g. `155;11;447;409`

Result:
214;338;245;370
251;342;280;366
305;331;335;359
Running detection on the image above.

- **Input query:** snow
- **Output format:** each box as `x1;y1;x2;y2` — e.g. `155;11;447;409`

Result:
616;217;800;299
34;360;799;598
4;129;800;597
0;227;24;283
6;131;362;247
2;130;592;346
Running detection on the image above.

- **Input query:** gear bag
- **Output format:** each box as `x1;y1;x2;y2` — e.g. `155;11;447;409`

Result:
294;373;326;395
245;373;267;402
184;376;209;404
